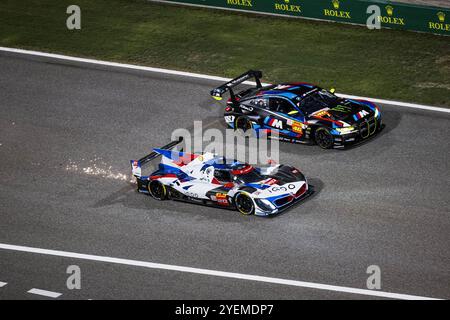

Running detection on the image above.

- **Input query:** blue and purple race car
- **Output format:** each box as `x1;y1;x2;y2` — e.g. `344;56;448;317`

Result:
211;70;384;149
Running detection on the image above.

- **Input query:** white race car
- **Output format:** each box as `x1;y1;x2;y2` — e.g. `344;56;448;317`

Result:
130;141;312;216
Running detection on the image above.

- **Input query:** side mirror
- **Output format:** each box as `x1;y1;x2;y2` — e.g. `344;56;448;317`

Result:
330;88;336;94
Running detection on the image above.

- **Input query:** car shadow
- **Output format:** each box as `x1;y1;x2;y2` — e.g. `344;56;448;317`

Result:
93;176;323;221
274;109;402;161
265;177;324;219
186;108;402;157
199;96;224;114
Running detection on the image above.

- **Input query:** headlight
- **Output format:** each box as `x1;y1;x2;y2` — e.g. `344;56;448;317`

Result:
374;106;380;118
255;198;276;211
336;126;356;134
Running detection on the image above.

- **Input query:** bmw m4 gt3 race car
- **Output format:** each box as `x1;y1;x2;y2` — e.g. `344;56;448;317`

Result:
130;140;312;216
211;70;384;149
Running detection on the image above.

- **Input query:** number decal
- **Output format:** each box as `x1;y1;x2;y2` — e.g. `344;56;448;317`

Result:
225;115;235;123
266;184;296;194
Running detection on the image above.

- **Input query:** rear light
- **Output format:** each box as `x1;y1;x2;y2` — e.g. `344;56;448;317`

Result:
225;107;232;112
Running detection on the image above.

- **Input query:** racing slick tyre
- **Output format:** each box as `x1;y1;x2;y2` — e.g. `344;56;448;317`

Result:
235;116;253;133
148;180;168;200
314;127;334;149
234;193;255;216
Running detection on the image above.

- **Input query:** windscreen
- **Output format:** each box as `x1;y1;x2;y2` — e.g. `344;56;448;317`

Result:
232;166;264;184
297;88;339;115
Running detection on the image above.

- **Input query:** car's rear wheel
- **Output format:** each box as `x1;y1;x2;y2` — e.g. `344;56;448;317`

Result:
235;116;253;132
315;127;334;149
234;193;255;215
148;180;168;200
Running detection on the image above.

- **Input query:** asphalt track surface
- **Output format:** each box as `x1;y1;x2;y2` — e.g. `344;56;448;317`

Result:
0;51;449;300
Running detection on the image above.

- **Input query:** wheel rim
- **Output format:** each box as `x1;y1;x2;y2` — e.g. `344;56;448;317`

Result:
316;129;333;148
236;194;254;215
149;181;165;200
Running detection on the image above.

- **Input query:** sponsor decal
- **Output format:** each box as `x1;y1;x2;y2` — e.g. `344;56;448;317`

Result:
225;115;235;123
313;111;345;127
355;109;370;120
240;105;253;112
270;135;301;143
314;110;331;117
323;0;351;19
331;105;352;113
265;178;278;185
269;118;283;129
291;121;303;135
226;0;252;8
378;5;405;26
429;12;450;32
274;0;302;14
216;193;229;205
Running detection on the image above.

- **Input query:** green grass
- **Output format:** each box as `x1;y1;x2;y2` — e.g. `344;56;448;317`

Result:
1;0;449;106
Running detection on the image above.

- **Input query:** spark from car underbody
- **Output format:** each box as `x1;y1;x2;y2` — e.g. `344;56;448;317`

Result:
65;158;134;182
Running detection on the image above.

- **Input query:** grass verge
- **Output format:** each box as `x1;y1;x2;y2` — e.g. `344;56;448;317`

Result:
1;0;449;106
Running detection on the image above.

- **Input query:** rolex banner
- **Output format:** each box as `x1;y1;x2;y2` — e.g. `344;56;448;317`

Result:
153;0;449;36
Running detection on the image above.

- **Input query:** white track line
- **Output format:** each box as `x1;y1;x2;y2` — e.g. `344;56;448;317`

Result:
0;281;7;287
0;243;441;300
27;288;62;298
336;93;450;113
0;46;448;114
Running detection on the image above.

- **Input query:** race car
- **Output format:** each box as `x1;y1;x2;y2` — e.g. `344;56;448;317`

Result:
211;70;383;149
130;139;312;216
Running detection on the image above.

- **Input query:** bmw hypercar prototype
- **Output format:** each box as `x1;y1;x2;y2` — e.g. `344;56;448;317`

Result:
211;70;384;149
130;140;312;216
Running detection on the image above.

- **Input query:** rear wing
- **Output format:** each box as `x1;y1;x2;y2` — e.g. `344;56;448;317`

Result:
210;70;263;104
130;137;183;178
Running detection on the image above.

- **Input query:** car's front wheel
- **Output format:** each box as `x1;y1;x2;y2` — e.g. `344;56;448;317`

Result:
234;193;255;215
315;127;334;149
148;180;168;200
